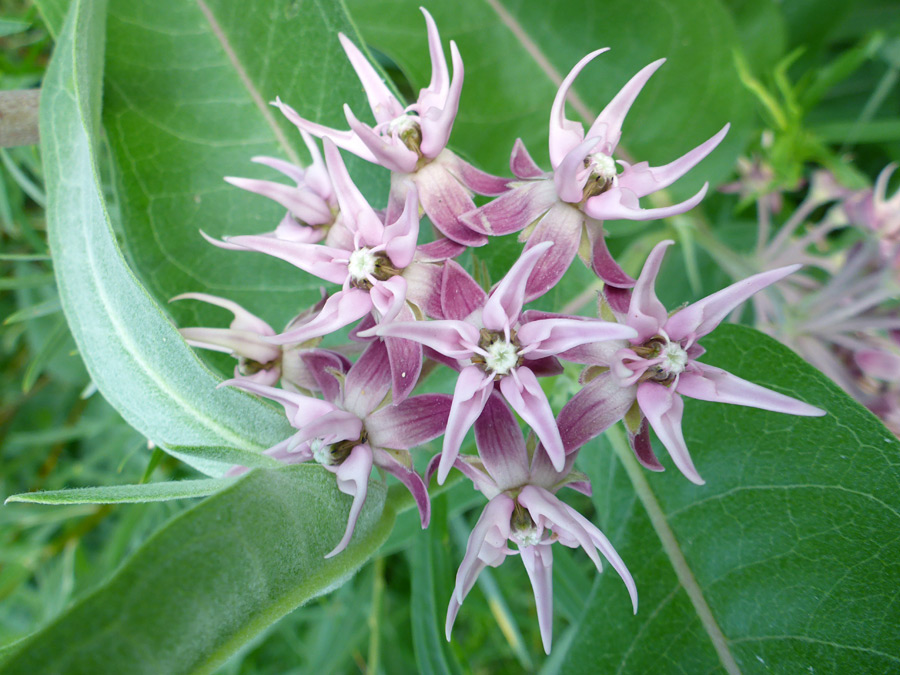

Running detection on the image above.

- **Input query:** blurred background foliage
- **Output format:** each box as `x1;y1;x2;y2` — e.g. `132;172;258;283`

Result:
0;0;898;672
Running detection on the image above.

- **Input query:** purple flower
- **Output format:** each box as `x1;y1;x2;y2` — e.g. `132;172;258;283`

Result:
226;340;451;558
170;291;349;391
842;163;900;265
273;8;508;248
440;394;636;654
462;49;728;301
371;241;637;482
560;239;826;484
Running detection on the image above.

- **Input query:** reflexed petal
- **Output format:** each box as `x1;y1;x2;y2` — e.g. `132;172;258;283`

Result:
385;331;423;405
419;7;449;106
474;392;530;489
522;203;583;302
447;152;511;196
222;378;334;430
426;453;500;498
589;224;635;288
250;155;306;183
384;185;420;268
367;394;452;450
636;381;703;484
290;409;363;448
273;97;378;165
419;41;463;158
526;355;565;378
403;261;444;318
415;237;468;262
325;444;375;558
337;33;404;124
269;289;372;345
517;317;637;358
323;138;385;247
373;319;479;359
554;135;600;203
221;234;349;285
224;176;332;225
630;417;664;471
461;181;556;236
557;370;636;452
549;49;609;168
370;276;409;325
627;239;673;342
292;349;349;402
171;292;274;336
439;366;494;484
483;241;553;331
585;58;665;153
343;340;393;418
665;264;801;343
499;367;564;471
520;544;554;655
415;163;489;246
584;183;708;222
678;365;826;416
297;130;333;201
178;327;279;364
510;138;547;180
618;125;729;198
272;212;325;243
441;259;487;321
372;446;430;528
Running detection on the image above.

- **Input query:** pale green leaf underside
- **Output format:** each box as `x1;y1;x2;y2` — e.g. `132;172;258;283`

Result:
0;465;394;675
5;477;234;505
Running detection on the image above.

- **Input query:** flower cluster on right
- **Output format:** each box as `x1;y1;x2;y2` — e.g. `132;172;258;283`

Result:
172;9;837;654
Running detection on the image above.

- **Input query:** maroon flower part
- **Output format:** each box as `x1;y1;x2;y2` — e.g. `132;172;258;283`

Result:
226;340;451;558
370;241;636;482
439;394;636;654
560;240;825;484
170;291;349;392
273;8;509;248
462;49;728;301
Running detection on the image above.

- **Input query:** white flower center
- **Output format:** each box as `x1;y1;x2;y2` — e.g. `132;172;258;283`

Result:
484;340;519;375
348;247;377;281
661;341;688;375
587;152;617;182
311;439;334;466
388;114;419;136
512;522;543;547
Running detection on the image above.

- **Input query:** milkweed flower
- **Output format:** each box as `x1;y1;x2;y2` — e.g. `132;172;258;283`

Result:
462;49;728;302
273;7;508;249
170;291;349;391
559;239;826;483
225;340;451;558
371;241;637;482
441;393;636;654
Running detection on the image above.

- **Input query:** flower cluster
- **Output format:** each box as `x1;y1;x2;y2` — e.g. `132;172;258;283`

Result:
173;9;825;653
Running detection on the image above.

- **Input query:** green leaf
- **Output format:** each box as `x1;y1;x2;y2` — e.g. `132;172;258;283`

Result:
560;324;900;673
347;0;753;195
5;478;233;505
0;465;394;674
39;0;293;476
98;0;387;332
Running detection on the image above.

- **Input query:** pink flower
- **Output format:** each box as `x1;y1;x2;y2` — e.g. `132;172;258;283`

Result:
462;49;728;301
370;241;636;482
440;394;636;654
560;239;826;484
226;340;451;558
273;8;508;248
842;163;900;264
170;291;348;391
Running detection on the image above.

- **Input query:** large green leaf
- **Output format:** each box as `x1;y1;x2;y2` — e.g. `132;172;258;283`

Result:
347;0;754;195
0;465;394;674
559;324;900;673
39;0;293;476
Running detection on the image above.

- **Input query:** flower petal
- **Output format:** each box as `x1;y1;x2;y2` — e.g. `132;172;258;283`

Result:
446;152;510;196
178;327;279;364
344;104;419;173
627;239;673;342
482;241;553;332
520;544;555;654
557;370;636;452
291;349;348;402
664;264;801;343
461;180;556;236
636;381;703;484
588;223;635;288
325;444;375;558
584;183;708;222
372;318;478;359
385;332;423;405
343;340;393;418
419;41;463;158
323;138;385;247
439;366;494;484
370;275;409;325
630;417;664;471
269;289;372;345
372;446;431;528
510;138;547;180
273;97;378;165
250;155;306;184
222;378;334;430
499;367;564;471
384;184;420;268
419;8;449;106
224;176;332;225
414;163;489;246
522;203;583;302
415;237;468;262
618;124;729;198
549;49;609;168
677;364;826;416
440;259;487;320
517;317;637;358
474;392;530;490
337;33;405;124
220;234;349;285
367;393;452;450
